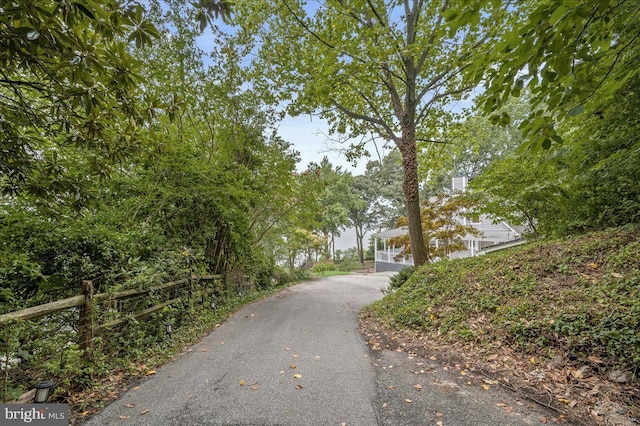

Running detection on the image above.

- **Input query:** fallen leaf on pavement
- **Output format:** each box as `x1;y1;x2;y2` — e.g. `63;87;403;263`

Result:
293;374;302;379
125;403;135;408
119;416;130;420
239;380;245;386
145;370;156;376
290;364;296;369
292;354;299;358
405;399;412;403
201;348;208;352
140;409;150;415
295;385;303;389
436;412;444;417
414;384;422;390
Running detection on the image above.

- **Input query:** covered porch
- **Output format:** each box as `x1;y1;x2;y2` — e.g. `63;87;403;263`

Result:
371;228;413;272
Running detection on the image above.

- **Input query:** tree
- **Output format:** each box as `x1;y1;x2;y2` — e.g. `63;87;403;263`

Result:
0;1;159;200
238;0;507;267
309;158;351;260
470;72;640;236
133;1;307;278
363;149;406;229
463;0;640;149
466;3;640;236
560;73;640;230
467;149;568;237
345;175;380;264
391;192;481;262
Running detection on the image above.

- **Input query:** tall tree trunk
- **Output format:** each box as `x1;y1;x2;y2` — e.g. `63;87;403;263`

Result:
331;233;335;260
356;225;364;267
398;135;428;267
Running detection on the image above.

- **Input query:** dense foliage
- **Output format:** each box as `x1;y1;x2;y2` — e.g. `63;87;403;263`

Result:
0;0;159;200
0;0;310;311
469;73;640;236
1;0;639;416
368;225;640;369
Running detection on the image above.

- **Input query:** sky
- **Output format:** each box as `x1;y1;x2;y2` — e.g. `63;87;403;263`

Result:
276;115;378;176
276;115;383;250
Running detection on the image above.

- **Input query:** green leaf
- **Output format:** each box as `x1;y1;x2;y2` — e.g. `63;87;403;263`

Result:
566;104;584;117
442;9;459;22
75;3;95;20
549;6;567;25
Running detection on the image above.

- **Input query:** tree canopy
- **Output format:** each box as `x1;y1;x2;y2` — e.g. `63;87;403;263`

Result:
0;1;160;200
236;0;509;266
2;0;639;307
466;0;640;149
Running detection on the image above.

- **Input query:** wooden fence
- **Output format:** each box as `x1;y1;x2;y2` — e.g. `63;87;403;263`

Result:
0;274;224;402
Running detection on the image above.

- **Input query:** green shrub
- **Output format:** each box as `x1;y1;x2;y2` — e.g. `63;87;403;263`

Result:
312;261;337;274
388;267;415;290
336;259;362;272
272;266;310;285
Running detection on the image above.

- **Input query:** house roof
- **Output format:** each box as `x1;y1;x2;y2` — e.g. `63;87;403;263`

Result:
371;227;408;239
372;219;522;242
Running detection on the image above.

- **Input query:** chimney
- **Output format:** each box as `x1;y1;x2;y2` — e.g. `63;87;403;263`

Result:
452;176;467;191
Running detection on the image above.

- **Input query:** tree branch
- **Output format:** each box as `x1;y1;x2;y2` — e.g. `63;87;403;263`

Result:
338;78;392;135
329;97;399;143
416;84;473;124
416;0;449;74
280;0;335;50
366;0;387;27
380;65;405;122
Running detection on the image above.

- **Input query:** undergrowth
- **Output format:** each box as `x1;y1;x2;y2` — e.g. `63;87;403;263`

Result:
366;224;640;372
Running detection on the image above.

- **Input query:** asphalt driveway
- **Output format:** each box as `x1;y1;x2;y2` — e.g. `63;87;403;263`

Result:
84;272;561;425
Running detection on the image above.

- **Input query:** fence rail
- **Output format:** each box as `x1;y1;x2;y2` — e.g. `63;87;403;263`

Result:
1;273;225;403
0;277;215;325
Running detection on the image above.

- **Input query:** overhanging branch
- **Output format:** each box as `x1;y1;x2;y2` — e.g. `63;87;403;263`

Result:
329;97;399;143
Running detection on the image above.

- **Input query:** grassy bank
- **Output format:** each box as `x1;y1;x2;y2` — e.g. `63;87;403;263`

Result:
362;225;639;422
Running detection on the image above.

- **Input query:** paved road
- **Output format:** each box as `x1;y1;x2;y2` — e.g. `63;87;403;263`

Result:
84;273;561;426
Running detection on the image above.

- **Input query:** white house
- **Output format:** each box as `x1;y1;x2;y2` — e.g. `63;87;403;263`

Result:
371;177;525;272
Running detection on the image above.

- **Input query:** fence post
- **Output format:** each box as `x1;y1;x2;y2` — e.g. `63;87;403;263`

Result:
79;280;94;360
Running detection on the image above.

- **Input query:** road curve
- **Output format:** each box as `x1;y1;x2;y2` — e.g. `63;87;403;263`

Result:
84;272;562;426
85;273;392;426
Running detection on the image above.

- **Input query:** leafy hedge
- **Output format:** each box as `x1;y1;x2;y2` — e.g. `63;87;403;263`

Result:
311;261;337;274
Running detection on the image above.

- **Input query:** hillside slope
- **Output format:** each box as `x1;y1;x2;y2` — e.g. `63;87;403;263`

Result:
362;225;639;424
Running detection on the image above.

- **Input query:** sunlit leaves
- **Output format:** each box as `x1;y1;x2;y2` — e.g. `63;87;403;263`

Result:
472;0;640;150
